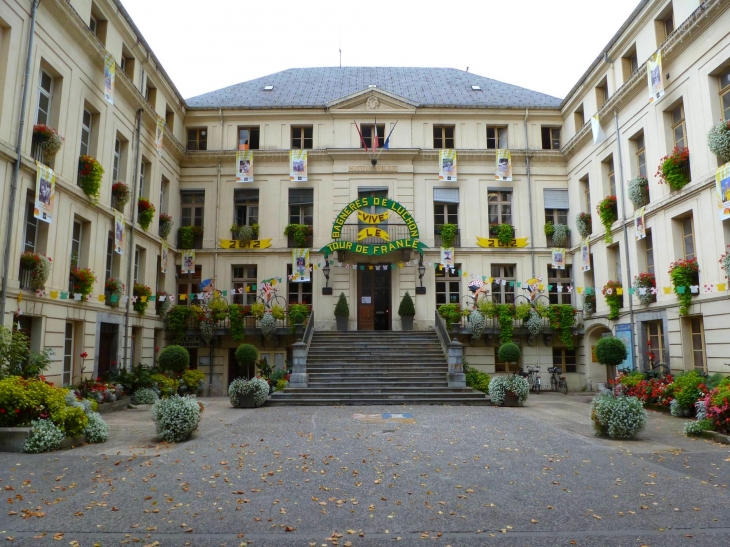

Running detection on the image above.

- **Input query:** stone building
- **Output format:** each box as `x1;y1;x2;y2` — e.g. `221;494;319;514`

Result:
1;0;728;394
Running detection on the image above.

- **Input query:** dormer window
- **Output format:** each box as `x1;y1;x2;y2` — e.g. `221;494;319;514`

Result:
264;85;274;91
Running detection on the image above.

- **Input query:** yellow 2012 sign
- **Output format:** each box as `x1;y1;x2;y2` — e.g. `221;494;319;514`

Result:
476;236;529;248
219;238;272;249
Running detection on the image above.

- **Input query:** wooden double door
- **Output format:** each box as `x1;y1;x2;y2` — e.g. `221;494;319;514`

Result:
357;264;391;330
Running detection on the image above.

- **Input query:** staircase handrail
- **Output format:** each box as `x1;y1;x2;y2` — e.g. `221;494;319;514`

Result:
434;310;451;356
302;312;315;352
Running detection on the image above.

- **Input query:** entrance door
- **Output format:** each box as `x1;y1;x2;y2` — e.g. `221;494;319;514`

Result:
357;265;391;330
98;323;117;377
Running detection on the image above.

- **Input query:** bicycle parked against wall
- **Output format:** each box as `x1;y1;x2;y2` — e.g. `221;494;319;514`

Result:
512;365;541;393
548;366;568;394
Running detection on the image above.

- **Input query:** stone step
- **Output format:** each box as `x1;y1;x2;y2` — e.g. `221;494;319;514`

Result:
307;368;448;374
284;387;471;393
307;382;449;388
269;391;485;399
266;397;490;406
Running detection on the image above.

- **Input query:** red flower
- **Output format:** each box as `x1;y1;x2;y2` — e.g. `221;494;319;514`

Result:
80;352;88;359
15;409;20;414
0;409;5;414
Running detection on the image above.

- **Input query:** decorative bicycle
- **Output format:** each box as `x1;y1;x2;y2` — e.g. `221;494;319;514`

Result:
257;285;287;309
461;280;490;311
512;287;550;308
548;366;568;394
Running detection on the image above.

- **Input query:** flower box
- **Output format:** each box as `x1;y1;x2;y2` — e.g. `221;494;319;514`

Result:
236;393;256;408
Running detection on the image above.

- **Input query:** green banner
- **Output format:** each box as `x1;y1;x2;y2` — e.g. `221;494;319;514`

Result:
320;238;428;257
332;197;419;240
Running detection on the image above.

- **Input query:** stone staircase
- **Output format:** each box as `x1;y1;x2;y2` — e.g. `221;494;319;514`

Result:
267;330;490;406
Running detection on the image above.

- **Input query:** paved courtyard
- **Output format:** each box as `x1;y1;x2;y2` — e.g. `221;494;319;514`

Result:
1;394;729;546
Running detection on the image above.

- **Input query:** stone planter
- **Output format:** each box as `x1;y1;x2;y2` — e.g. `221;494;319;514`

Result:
293;323;305;336
0;428;86;452
501;392;521;407
336;316;348;331
236;392;256;408
450;323;461;334
96;397;130;414
400;315;414;330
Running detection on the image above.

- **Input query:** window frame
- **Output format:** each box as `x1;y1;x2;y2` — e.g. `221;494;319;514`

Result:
488;190;513;226
181;191;205;228
434;202;458;228
547;265;573;305
671;104;687;149
238;126;260;150
646;320;666;366
186;128;207;151
541;127;561;150
435;262;461;306
605;156;616;196
359;124;386;149
112;138;121;182
681;216;695;260
433;125;455;149
23;200;38;254
63;322;74;387
552;347;577;374
36;69;53;126
486;126;508;149
635;134;647;178
491;264;516;304
720;67;730;121
177;265;202;303
288;188;314;226
291;126;313;150
234;189;259;227
644;230;655;275
544;208;568;226
232;265;258;305
80;108;92;157
287;264;313;305
689;317;706;373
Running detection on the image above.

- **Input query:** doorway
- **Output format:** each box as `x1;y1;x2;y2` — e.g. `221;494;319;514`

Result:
357;264;391;330
98;323;118;377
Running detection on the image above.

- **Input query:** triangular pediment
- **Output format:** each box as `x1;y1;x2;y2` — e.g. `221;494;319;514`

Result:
327;89;419;113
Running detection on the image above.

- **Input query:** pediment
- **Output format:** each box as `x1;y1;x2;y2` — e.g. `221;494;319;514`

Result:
327;89;418;113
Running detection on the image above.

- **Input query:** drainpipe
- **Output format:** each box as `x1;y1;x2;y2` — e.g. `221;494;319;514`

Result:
523;109;535;275
614;111;637;370
1;0;41;324
210;157;221;395
122;108;143;371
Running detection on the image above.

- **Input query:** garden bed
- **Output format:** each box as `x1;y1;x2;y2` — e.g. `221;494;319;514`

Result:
699;430;730;445
0;428;87;452
96;396;131;414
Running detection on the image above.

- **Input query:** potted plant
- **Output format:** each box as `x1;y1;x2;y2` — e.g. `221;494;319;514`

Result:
158;213;173;239
496;224;514;246
489;223;500;237
234;344;258;385
111;181;130;211
575;212;592;238
78;155;104;202
19;251;52;290
105;277;123;308
284;224;312;247
595;336;628;386
32;124;64;159
583;293;596;316
69;267;96;301
231;223;255;243
228;377;269;408
288;303;310;334
602;280;623;320
656;146;690;191
596;196;618;244
668;257;700;315
334;292;349;331
398;292;416;330
552;224;570;247
251;302;266;320
627;177;649;208
544;221;555;238
178;225;203;249
157;345;190;374
137;198;156;231
488;375;529;407
133;283;152;314
634;272;656;305
437;223;458;248
708;119;730;162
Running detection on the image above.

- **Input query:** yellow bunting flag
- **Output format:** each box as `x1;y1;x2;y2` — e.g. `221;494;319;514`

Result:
368;265;373;270
663;287;671;294
718;283;727;292
180;294;187;301
438;265;443;271
538;284;545;291
140;296;148;302
463;272;467;277
17;294;22;303
98;294;106;302
577;287;584;294
50;291;59;299
489;277;494;283
616;288;623;295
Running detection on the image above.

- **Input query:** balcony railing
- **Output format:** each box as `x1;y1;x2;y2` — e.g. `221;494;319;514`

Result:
336;224;412;245
546;232;571;248
434;228;461;248
31;137;47;165
19;266;34;291
177;230;204;250
488;225;517;239
451;309;584;334
287;230;313;248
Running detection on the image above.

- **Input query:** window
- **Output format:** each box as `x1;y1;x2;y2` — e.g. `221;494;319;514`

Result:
89;14;98;35
486;126;507;149
434;188;459;240
681;216;695;260
670;104;686;148
491;264;516;304
663;11;674;38
433;125;454;149
234;189;259;226
177;265;202;302
181;191;204;227
541;127;560;150
644;230;655;275
134;247;140;284
139;158;150;199
622;47;639;82
232;266;257;305
612;244;622;285
634;133;647;178
580;175;591;213
289;188;313;225
573;105;585;131
553;348;577;373
36;70;53;125
604;156;616;196
720;68;730;121
120;44;135;79
80;108;92;157
287;264;312;304
646;320;665;366
545;208;568;226
186;128;207;151
144;78;156;106
165;108;175;132
119;55;127;73
69;220;82;292
105;234;113;283
112;138;121;181
238;127;260;150
688;317;706;373
159;176;169;215
548;265;572;305
63;323;74;386
291;126;313;149
488;190;512;226
596;78;609;109
544;188;569;226
360;124;386;149
23;200;38;254
436;262;461;306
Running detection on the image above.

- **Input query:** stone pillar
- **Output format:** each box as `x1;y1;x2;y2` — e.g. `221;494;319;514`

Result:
447;339;466;388
289;340;308;388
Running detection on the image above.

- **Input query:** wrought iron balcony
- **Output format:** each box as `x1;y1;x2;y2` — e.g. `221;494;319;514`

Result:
434;227;461;247
336;224;413;244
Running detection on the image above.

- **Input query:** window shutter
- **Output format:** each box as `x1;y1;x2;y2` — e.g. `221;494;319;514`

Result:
234;189;259;202
289;188;313;205
357;186;388;193
544;189;569;209
433;188;459;203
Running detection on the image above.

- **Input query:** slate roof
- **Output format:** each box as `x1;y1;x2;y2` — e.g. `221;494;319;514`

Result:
186;67;562;110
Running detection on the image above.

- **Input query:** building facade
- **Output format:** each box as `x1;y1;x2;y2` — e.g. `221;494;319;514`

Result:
1;0;728;394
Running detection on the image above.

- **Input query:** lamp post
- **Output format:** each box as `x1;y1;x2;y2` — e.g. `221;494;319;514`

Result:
416;256;426;294
321;259;332;295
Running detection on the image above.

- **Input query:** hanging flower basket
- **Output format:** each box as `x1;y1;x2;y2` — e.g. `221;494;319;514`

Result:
627;177;649;208
633;272;656;305
583;293;596;316
19;252;52;290
111;182;130;210
133;283;152;314
105;277;123;308
69;267;96;300
596;196;618;244
656;147;690;191
159;213;173;239
575;212;592;239
552;224;570;247
707;120;730;162
602;280;623;320
33;124;64;158
78;155;104;202
668;258;699;315
137;197;156;231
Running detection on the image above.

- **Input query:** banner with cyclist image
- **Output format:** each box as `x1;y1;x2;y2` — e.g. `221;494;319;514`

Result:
236;150;254;182
103;52;115;106
551;248;566;270
438;149;457;181
290;150;307;181
494;149;512;181
181;249;195;274
34;161;55;224
291;248;310;282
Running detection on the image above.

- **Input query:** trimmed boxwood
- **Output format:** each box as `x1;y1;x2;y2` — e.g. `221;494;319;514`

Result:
235;344;258;373
498;342;521;363
158;345;190;373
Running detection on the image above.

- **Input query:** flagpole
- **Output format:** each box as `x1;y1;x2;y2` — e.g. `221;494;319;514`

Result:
376;120;398;161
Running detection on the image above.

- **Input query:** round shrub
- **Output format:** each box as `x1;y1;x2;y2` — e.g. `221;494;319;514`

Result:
158;345;190;373
57;405;88;438
627;177;649;208
133;387;159;405
84;411;109;443
595;337;627;367
498;343;521;363
151;395;201;442
181;369;206;392
235;344;258;371
488;376;529;406
23;419;65;453
228;377;269;408
260;312;277;339
591;393;647;439
398;292;415;316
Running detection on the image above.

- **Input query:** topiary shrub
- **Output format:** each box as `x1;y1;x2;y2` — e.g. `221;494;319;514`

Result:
591;392;647;439
334;292;349;317
158;345;190;373
151;395;201;442
498;342;521;363
22;419;65;453
84;411;109;443
488;376;529;406
398;292;415;316
228;377;270;407
235;344;258;373
132;387;159;405
595;337;627;383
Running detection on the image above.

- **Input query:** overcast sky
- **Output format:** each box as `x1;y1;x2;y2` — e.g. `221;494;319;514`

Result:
120;0;641;101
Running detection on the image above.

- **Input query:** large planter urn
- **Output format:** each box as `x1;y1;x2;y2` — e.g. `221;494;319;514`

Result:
401;315;414;330
336;316;348;332
236;393;256;408
501;392;521;407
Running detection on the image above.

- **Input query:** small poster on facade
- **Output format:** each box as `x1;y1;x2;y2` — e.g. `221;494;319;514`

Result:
495;149;512;181
716;161;730;221
440;247;455;268
647;50;665;104
103;52;116;106
182;249;195;274
114;210;124;254
439;149;457;181
161;242;168;274
581;238;591;272
292;248;310;282
290;150;307;181
155;116;165;155
236;150;254;182
635;206;646;240
34;161;55;224
551;248;566;270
